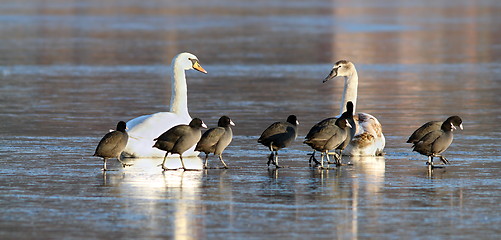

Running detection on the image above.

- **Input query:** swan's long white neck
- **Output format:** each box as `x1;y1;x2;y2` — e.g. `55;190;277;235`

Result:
169;60;190;118
339;67;358;115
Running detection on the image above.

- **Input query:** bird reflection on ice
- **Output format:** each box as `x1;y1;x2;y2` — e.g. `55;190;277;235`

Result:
101;157;205;239
349;156;385;240
312;155;384;240
350;156;385;193
158;155;204;170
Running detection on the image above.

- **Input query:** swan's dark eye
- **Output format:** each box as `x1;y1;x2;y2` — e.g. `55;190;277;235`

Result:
189;58;197;65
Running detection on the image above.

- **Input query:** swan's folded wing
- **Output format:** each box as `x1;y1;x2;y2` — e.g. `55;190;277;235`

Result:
355;113;382;138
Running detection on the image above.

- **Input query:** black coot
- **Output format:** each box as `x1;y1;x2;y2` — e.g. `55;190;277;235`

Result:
195;116;234;169
407;116;462;144
304;105;353;167
153;118;207;170
305;102;355;167
94;121;131;171
258;115;298;168
412;116;463;166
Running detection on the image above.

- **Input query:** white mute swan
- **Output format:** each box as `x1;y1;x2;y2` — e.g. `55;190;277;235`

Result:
122;52;207;158
323;60;385;156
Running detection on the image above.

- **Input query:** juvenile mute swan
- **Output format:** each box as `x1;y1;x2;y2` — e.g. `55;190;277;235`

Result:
123;52;207;158
322;60;385;156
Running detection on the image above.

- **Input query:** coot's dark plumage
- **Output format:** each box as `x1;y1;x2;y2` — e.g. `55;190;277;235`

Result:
305;102;355;167
412;116;463;166
94;121;131;171
258;115;298;168
304;104;353;167
407;116;462;144
195;116;234;169
153;118;207;170
336;102;356;153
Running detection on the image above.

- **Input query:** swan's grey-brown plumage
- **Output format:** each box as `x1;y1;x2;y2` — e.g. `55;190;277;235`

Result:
195;116;234;169
304;102;353;167
407;116;463;144
412;116;463;166
124;52;207;158
153;118;207;170
94;121;130;171
323;60;385;156
258;115;298;168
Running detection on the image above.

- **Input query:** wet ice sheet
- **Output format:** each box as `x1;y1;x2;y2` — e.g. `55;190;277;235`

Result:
1;0;500;239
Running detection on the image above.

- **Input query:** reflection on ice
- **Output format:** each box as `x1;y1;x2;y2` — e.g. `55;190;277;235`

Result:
126;156;204;171
162;170;204;240
350;156;385;193
102;157;205;239
1;0;500;238
345;156;385;240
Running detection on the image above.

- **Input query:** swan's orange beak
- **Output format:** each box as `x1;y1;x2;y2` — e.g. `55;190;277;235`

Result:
193;61;207;74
